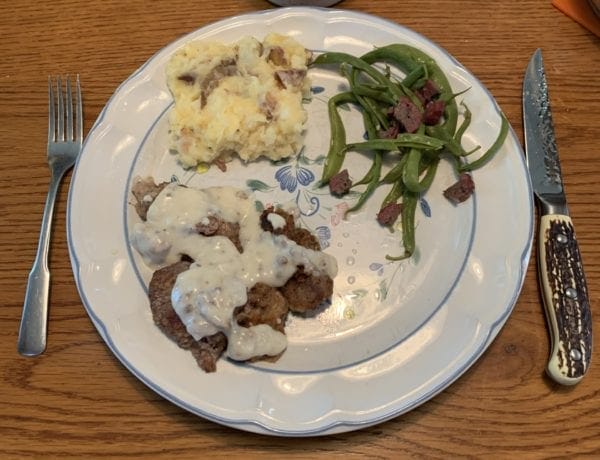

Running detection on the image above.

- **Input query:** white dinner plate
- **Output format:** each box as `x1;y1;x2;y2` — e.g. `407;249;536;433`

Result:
68;7;533;436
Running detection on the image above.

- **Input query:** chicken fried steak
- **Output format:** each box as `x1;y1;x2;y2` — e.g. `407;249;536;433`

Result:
132;178;337;372
148;260;227;373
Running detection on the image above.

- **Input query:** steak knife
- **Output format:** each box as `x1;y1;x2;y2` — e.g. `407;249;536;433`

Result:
523;49;592;385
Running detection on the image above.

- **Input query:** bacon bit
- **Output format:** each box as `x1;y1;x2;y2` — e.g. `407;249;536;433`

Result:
214;158;227;172
377;202;403;226
267;46;288;66
274;69;306;89
177;74;196;85
305;49;314;65
392;97;422;133
443;173;475;204
416;79;440;104
423;100;446;126
200;59;238;108
378;121;400;139
329;169;352;197
260;92;278;121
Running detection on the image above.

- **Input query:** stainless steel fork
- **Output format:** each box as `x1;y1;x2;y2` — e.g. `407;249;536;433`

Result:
17;76;83;356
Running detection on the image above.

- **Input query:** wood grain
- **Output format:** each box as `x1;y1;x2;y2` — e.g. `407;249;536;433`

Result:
1;0;599;457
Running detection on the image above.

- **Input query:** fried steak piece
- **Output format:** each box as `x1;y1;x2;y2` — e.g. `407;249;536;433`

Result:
280;266;334;314
260;207;333;312
148;260;227;373
260;207;320;251
141;194;334;372
131;177;169;221
195;215;243;253
133;178;243;253
233;283;289;363
233;283;288;333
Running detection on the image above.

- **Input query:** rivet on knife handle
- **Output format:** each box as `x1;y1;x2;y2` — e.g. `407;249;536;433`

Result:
538;214;592;385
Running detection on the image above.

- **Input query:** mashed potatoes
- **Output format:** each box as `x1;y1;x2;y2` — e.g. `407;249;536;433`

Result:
166;33;311;167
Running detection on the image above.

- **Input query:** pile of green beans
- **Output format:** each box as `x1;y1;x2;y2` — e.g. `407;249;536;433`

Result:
311;44;508;260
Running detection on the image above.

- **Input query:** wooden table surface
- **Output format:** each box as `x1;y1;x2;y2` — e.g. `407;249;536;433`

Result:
1;0;599;457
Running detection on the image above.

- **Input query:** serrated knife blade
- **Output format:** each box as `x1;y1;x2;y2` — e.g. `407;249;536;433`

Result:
523;49;592;385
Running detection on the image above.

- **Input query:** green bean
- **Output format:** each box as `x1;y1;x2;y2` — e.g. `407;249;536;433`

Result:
361;95;389;130
398;81;424;110
347;151;382;214
353;111;381;186
381;179;404;207
402;64;427;88
347;105;383;213
442;87;471;103
386;190;418;261
426;125;470;157
313;44;510;263
352;84;396;105
361;44;458;134
321;91;357;183
402;149;422;191
454;102;472;145
343;65;390;130
381;154;408;184
361;46;420;76
458;114;509;172
313;52;404;100
403;152;440;193
346;133;445;152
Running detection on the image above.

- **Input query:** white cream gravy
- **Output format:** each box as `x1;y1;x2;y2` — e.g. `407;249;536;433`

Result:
131;182;337;361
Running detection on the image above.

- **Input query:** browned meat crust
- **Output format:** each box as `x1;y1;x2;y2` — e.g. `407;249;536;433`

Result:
233;283;288;333
280;266;334;314
196;216;243;253
190;332;228;373
148;260;227;372
148;261;193;347
141;195;335;372
260;207;320;251
131;177;169;221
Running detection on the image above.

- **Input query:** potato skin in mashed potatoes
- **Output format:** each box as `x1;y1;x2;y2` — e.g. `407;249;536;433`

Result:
166;33;311;167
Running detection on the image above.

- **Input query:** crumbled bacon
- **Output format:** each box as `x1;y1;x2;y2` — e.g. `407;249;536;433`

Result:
443;173;475;204
378;121;400;139
260;92;277;121
177;73;196;85
267;46;288;66
200;58;238;107
415;79;440;104
392;97;422;133
274;69;306;89
329;169;352;197
423;100;446;126
377;202;403;226
214;158;227;172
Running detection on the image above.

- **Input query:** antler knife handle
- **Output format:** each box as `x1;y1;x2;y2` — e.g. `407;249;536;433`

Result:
538;214;592;385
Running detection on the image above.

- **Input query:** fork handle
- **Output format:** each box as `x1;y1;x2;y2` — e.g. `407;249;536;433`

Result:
17;169;63;356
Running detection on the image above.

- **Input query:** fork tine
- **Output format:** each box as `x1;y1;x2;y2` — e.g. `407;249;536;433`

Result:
56;76;64;142
48;77;55;144
65;76;73;142
75;75;83;144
